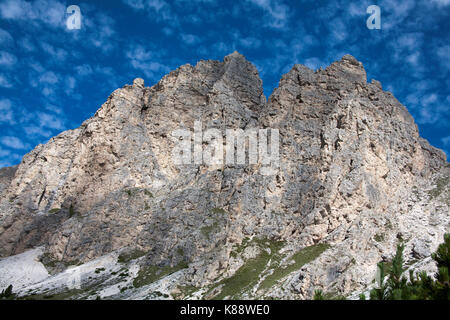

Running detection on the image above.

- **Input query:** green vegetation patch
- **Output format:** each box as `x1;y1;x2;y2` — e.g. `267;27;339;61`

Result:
144;190;154;197
118;249;147;263
211;208;226;214
230;237;252;258
211;238;285;300
369;234;450;300
69;204;76;217
40;252;82;273
201;221;220;239
133;261;188;288
21;288;85;300
428;174;449;199
94;268;105;274
0;285;14;300
374;233;385;243
313;289;346;300
48;208;60;214
172;285;198;300
124;188;154;198
259;243;331;291
201;208;227;239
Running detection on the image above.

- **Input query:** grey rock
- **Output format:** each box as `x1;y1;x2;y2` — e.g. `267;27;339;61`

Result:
0;52;448;299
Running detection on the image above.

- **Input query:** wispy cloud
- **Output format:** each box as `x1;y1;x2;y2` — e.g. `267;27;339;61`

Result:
0;99;14;124
17;37;36;52
0;28;13;45
0;51;17;67
0;74;13;88
1;136;30;150
40;42;68;63
180;33;201;46
0;0;66;28
123;0;176;24
436;45;450;70
126;43;171;79
38;71;59;85
247;0;290;29
430;0;450;6
379;0;416;30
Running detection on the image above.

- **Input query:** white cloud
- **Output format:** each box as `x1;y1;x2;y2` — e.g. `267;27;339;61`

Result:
304;57;327;70
348;1;371;17
442;135;450;147
422;93;438;106
211;41;236;55
75;64;94;77
66;76;76;89
430;0;450;6
19;106;65;137
64;76;76;96
36;112;64;130
0;74;13;88
0;99;14;124
180;33;201;45
380;0;416;30
44;104;63;114
328;18;348;45
42;87;55;97
24;125;52;137
1;136;29;150
126;44;170;78
413;93;447;125
0;51;17;67
123;0;175;23
18;37;36;52
39;71;59;85
247;0;290;29
126;45;153;61
0;28;13;44
405;51;420;67
388;33;424;71
40;42;68;62
0;0;65;28
436;45;450;70
81;12;118;54
162;27;174;36
123;0;146;10
0;146;11;158
29;61;45;73
95;65;115;77
238;37;262;49
396;33;423;51
0;0;29;19
230;30;262;49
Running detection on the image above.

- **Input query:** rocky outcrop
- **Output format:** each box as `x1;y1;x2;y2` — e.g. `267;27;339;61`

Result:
0;52;448;299
0;165;17;195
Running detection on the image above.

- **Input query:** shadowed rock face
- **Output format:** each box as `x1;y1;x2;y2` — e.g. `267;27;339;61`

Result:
0;165;17;194
0;52;448;298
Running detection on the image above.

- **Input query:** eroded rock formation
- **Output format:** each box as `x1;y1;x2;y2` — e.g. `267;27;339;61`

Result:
0;52;448;299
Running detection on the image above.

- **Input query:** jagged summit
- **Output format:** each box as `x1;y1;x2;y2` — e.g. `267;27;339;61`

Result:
0;52;448;300
224;50;246;60
133;77;145;88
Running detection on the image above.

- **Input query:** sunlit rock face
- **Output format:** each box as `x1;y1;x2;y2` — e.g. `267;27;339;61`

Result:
0;52;448;299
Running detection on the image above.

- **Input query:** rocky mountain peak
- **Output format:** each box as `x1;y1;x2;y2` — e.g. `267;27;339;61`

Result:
326;54;367;83
133;77;145;88
0;52;448;300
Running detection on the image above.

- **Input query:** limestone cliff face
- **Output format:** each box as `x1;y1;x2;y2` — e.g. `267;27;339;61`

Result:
0;52;448;299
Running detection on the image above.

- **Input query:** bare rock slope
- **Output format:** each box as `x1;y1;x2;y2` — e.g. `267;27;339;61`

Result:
0;52;448;299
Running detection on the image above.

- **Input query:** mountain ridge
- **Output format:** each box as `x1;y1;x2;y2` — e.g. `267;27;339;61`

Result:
0;52;448;300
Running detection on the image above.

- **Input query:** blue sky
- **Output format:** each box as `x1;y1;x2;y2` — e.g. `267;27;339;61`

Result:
0;0;449;167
